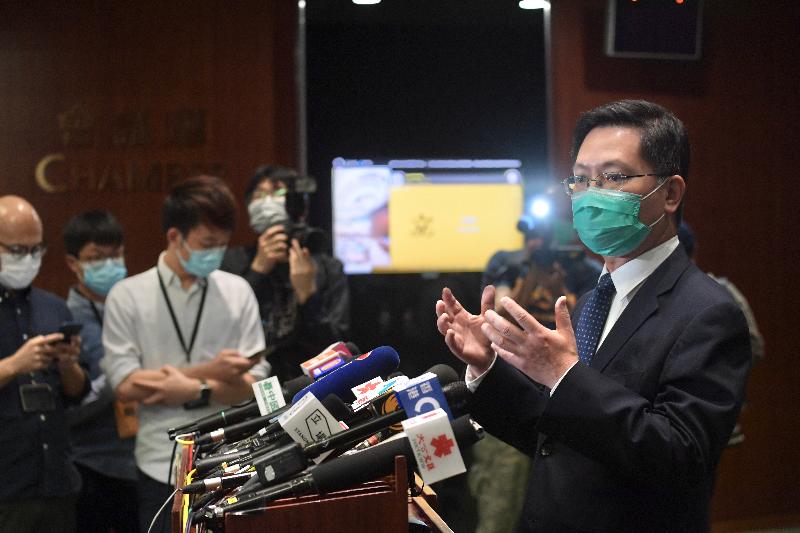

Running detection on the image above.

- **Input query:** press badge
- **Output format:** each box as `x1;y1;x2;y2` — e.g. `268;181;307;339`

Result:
19;383;56;412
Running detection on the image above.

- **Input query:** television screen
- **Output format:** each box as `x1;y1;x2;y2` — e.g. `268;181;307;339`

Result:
605;0;703;60
332;158;525;274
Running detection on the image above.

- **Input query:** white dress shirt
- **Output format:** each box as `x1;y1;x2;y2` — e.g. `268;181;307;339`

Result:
467;236;680;392
102;253;268;483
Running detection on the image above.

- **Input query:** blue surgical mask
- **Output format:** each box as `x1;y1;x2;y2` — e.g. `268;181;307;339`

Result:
179;239;226;278
82;258;127;296
571;179;667;257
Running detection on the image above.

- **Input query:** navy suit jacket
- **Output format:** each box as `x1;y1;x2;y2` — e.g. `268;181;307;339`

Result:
469;246;752;532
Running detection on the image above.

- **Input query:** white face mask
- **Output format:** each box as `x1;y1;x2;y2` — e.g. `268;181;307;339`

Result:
248;197;289;235
0;253;41;290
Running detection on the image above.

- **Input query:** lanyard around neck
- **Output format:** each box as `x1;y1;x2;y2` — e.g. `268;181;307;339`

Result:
156;269;208;362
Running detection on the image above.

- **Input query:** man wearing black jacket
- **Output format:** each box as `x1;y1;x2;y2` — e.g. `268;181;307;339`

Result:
222;165;350;382
436;100;751;532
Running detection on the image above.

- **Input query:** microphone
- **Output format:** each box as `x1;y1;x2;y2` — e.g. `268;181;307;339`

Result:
300;341;359;379
228;378;470;495
168;374;312;439
291;346;400;404
207;415;484;518
181;471;256;494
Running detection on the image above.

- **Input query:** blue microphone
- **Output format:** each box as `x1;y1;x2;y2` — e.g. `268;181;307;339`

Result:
291;346;400;404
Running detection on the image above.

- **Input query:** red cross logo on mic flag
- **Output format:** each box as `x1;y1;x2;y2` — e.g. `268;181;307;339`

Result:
357;382;380;395
431;434;454;458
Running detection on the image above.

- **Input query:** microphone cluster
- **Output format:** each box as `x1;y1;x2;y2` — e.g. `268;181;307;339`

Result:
168;344;484;530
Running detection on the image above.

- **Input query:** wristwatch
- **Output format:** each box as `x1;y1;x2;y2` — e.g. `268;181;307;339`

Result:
183;379;211;410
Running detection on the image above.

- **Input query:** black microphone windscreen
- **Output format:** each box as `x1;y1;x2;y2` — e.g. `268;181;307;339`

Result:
427;364;459;386
345;341;361;358
311;415;482;493
282;375;313;400
443;381;471;416
321;394;352;424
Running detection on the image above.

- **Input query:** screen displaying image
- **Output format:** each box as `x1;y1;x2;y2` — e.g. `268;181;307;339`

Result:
332;158;524;274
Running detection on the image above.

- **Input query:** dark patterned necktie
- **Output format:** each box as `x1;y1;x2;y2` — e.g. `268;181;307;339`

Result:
575;273;616;365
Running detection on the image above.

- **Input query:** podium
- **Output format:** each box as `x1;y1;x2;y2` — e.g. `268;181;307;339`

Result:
172;444;453;533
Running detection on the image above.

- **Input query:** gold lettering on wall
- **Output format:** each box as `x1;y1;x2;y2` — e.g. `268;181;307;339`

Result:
35;153;68;193
36;105;222;194
58;104;95;148
34;154;226;194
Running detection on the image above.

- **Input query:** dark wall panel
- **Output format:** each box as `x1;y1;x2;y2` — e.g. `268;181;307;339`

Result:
0;1;296;296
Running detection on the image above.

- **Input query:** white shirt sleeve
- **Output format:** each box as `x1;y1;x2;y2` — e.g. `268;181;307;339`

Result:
236;282;270;380
549;360;579;396
101;283;143;391
464;353;498;392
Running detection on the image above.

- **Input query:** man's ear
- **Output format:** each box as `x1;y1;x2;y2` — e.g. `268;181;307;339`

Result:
65;255;82;278
664;175;686;215
166;227;181;247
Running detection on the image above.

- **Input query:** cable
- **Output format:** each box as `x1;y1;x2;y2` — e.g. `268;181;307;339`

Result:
149;440;180;533
147;488;178;533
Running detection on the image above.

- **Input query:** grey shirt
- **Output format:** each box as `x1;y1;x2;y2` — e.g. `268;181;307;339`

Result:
66;287;137;481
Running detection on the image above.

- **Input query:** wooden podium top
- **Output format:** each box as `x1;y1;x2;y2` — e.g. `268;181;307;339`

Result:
172;443;453;533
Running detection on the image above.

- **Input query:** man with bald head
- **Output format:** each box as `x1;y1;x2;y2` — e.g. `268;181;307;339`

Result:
0;195;88;533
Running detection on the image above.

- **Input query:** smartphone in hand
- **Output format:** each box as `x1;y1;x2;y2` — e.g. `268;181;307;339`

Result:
57;322;83;343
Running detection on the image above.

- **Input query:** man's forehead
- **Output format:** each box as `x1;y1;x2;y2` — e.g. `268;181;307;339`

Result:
573;126;644;170
80;242;123;255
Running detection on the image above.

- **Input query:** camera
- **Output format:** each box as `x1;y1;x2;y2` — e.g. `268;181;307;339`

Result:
285;222;329;255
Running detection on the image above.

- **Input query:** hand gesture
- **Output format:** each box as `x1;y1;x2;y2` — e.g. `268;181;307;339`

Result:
482;295;578;389
250;225;289;274
8;334;62;374
435;286;495;374
288;239;317;304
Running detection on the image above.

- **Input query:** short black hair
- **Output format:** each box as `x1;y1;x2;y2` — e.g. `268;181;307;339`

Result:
162;175;237;235
62;210;124;257
244;165;299;204
571;100;690;221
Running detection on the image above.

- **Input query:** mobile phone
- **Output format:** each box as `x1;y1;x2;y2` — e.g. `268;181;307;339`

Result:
58;322;83;343
246;347;270;360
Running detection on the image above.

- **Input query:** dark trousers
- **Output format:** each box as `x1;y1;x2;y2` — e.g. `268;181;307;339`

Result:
137;469;175;533
75;463;139;533
0;496;76;533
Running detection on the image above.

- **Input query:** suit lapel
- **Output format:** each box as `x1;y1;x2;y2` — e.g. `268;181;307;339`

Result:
590;246;692;372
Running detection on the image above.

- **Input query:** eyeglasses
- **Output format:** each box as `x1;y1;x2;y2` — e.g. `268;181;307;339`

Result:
252;188;287;202
561;173;670;196
0;241;48;259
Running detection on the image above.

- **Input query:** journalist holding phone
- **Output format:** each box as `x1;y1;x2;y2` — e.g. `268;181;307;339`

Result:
100;175;269;533
0;195;88;533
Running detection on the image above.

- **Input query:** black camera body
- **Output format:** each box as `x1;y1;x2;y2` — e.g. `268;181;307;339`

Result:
270;220;329;255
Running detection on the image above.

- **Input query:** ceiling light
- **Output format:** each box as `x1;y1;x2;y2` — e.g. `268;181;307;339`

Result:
518;0;551;9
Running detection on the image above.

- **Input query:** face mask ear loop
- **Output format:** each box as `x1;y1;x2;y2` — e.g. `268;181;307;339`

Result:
641;177;670;228
640;176;670;201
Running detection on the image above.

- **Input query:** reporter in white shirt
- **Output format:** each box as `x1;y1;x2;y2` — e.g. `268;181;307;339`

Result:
101;175;269;533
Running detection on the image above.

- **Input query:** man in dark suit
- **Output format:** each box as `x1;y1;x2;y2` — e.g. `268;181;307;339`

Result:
435;100;751;532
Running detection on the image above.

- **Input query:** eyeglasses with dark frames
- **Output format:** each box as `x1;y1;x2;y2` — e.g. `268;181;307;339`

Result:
561;172;671;196
0;241;48;259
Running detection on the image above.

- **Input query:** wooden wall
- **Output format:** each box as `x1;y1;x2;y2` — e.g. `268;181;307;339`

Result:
549;1;800;529
0;1;297;295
